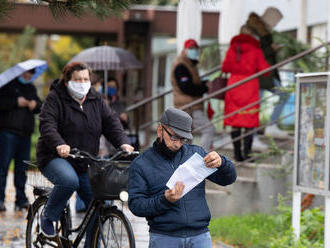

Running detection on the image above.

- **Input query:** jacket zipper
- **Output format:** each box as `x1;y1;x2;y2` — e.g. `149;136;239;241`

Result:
80;104;83;110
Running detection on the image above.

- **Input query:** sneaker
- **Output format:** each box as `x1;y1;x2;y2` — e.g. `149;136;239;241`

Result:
15;202;29;211
40;214;56;237
252;135;269;152
0;201;6;212
265;124;288;139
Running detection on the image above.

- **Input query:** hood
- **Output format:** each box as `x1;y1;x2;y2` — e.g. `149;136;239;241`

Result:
230;34;260;47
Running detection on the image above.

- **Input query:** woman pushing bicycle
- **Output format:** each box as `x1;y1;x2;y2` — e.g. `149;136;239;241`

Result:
36;62;134;246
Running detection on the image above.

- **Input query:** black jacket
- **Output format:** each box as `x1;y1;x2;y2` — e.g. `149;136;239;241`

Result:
174;64;208;97
0;78;42;137
36;81;129;173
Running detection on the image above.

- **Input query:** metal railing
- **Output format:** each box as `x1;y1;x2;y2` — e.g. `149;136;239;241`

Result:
126;42;329;148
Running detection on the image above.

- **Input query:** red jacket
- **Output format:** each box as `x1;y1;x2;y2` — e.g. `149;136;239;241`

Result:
222;34;270;128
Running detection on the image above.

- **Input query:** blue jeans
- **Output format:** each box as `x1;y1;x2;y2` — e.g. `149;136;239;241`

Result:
260;78;289;122
76;193;86;212
0;131;30;206
41;158;94;247
149;232;212;248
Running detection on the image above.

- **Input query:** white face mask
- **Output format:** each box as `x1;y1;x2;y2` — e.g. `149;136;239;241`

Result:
67;80;91;99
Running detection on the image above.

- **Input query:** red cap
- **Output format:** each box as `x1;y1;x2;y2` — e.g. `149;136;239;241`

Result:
184;39;199;49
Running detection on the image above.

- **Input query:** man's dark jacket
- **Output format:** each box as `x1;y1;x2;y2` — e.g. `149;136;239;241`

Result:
128;143;237;237
0;78;42;137
36;81;129;173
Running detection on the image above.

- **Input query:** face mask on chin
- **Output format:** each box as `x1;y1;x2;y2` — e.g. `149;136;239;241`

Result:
155;137;179;159
67;80;91;99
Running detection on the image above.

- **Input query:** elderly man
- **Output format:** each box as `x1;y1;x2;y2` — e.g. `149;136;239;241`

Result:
171;39;215;152
128;107;236;248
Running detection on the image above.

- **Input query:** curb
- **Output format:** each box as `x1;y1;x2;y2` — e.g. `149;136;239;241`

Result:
214;241;234;248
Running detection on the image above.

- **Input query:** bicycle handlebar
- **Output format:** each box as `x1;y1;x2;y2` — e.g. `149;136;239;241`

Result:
68;148;139;162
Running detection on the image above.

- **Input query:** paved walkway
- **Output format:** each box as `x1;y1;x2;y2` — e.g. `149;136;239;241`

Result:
0;171;229;247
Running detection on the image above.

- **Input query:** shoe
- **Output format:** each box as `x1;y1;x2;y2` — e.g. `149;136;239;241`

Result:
252;135;269;152
15;202;29;211
40;213;56;237
265;124;288;139
0;201;6;212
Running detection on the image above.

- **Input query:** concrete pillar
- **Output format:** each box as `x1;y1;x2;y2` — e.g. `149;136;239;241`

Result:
218;0;245;45
297;0;307;43
176;0;202;54
328;0;330;42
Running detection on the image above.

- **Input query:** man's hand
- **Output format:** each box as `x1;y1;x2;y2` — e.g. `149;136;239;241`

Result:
165;181;185;203
120;144;134;153
204;151;222;168
56;144;71;158
17;97;29;107
28;100;37;111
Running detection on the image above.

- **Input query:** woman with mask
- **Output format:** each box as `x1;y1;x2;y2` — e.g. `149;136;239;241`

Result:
36;62;133;245
107;77;129;129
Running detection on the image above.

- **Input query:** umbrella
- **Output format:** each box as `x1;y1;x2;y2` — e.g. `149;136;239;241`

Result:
69;45;143;94
69;45;143;71
0;59;48;88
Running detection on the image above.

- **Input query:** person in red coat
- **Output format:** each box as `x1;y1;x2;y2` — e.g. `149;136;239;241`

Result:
222;25;270;161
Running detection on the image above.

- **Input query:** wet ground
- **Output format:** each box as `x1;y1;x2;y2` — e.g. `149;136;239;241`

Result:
0;172;228;247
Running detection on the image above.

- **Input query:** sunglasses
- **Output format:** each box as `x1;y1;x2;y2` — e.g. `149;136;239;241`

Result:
162;125;188;143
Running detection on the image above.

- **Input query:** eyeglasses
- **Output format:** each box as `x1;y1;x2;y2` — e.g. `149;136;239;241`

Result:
162;125;188;143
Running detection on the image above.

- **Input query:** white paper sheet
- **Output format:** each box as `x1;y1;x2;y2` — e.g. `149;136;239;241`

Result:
166;153;217;197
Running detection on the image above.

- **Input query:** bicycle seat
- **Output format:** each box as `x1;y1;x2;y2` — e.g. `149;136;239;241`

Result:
33;186;52;196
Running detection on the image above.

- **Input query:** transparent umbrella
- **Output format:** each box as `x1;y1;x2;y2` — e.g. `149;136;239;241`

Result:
69;45;143;89
0;59;48;88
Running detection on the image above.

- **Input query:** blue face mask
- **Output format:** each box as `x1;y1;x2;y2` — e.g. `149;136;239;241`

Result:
18;76;32;85
98;86;103;93
186;49;199;60
107;87;117;97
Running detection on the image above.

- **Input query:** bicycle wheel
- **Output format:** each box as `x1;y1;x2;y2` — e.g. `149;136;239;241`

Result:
90;207;135;248
26;196;71;248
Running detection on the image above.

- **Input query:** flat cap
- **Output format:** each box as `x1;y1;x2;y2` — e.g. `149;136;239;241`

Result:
160;107;193;140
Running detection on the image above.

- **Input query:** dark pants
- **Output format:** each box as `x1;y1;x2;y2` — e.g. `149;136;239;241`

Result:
0;131;30;206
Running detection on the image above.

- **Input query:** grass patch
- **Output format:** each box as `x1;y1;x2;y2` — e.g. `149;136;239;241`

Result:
210;213;281;248
209;203;324;248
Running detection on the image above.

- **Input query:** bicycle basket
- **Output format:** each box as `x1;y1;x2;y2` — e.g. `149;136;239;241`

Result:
88;160;131;200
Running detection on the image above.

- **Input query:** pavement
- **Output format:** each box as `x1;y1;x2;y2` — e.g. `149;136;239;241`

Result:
0;171;229;247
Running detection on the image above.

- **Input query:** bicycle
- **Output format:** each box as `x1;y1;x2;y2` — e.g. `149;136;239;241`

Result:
25;148;139;248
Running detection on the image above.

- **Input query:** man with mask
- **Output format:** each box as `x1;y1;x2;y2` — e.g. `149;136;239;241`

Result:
0;69;42;211
171;39;215;152
128;107;236;248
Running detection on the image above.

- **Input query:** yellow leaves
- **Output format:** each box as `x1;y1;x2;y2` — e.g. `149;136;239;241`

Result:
50;35;82;62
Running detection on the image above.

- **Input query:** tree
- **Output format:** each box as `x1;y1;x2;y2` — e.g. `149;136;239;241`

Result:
0;0;141;20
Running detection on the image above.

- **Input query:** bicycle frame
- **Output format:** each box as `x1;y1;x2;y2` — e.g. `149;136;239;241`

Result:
27;148;138;248
63;199;103;248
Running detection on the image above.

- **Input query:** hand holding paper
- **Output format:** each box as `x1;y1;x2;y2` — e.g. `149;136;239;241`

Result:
166;153;217;198
165;181;185;203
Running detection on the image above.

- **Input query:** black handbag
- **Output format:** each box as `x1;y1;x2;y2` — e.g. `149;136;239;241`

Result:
88;160;131;200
